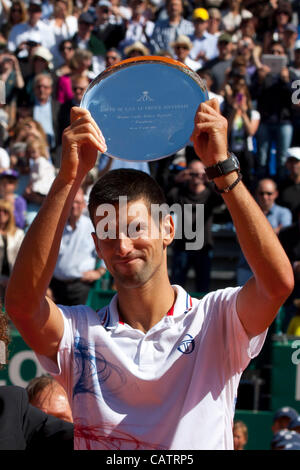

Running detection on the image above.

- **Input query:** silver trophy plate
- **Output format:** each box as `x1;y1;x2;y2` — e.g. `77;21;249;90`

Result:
81;56;208;162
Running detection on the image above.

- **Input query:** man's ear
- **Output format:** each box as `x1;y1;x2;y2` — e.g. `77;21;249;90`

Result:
91;231;103;258
162;214;175;248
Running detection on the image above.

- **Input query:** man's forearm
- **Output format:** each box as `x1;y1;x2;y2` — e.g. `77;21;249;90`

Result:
6;174;83;318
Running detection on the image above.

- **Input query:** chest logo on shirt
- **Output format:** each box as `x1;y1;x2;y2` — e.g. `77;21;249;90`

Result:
177;334;195;354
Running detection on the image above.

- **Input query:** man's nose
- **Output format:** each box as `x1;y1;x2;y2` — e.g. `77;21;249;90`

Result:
115;233;133;256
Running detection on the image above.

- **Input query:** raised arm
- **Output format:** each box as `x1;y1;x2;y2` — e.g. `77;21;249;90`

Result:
191;99;294;337
5;108;106;362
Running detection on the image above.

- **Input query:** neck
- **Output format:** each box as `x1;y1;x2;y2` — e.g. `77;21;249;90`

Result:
169;14;181;25
68;215;79;229
116;266;175;332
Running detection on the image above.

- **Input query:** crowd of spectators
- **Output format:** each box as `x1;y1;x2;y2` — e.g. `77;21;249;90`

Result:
0;0;299;333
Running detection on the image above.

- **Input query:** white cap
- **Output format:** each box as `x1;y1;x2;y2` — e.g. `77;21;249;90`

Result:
286;147;300;160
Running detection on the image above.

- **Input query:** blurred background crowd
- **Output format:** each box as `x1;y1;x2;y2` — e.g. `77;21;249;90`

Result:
0;0;299;450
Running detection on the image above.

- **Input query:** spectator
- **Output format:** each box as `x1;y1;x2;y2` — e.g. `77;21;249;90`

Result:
0;310;73;450
277;147;300;219
233;420;248;450
47;0;78;68
282;23;298;65
236;178;292;285
222;79;260;189
150;0;194;54
189;7;218;68
123;40;149;58
94;0;126;51
204;32;234;93
0;146;10;172
271;429;300;449
118;0;155;54
72;11;106;76
207;7;223;38
170;34;200;71
57;73;90;144
272;406;299;434
7;0;56;54
262;1;293;54
50;187;106;306
0;198;24;301
105;47;121;68
110;0;132;23
23;45;54;105
288;415;300;432
167;159;222;293
221;0;253;36
0;169;27;229
0;50;24;128
56;48;93;105
26;375;73;423
197;68;224;106
0;1;27;44
54;38;75;78
31;73;61;166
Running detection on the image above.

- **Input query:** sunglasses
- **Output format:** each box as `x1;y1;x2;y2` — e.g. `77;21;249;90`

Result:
73;86;85;91
62;46;73;51
175;45;189;50
190;172;205;177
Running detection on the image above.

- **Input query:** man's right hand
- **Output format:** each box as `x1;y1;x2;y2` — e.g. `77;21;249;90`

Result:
60;107;107;184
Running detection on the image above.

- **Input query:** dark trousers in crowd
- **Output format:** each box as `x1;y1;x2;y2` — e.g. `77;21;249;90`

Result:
170;246;212;294
50;277;91;306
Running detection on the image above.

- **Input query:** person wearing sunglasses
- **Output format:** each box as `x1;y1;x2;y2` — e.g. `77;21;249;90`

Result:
237;178;292;285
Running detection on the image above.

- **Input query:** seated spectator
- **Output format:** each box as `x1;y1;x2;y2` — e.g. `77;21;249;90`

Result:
170;34;200;71
50;187;106;306
188;7;218;68
23;45;54;105
11;116;49;155
105;47;121;68
0;1;28;44
167;159;222;293
118;0;154;55
150;0;194;54
23;136;55;226
47;0;78;69
26;375;73;423
57;73;90;144
0;50;24;129
262;1;293;54
197;68;224;106
124;40;149;58
207;7;223;38
233;420;248;450
7;0;56;54
0;169;27;229
287;299;300;336
94;0;126;51
72;11;106;76
237;178;292;285
203;32;234;94
288;415;300;432
0;310;74;450
282;23;298;65
0;198;24;302
54;38;75;78
56;48;92;104
272;406;299;434
221;0;253;37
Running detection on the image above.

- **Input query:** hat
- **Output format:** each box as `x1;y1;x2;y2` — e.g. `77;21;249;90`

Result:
97;0;112;8
273;406;299;422
78;12;94;24
0;169;19;179
33;46;53;69
288;415;300;431
286;147;300;161
285;23;298;34
283;442;300;450
124;41;150;56
271;429;300;449
218;33;232;44
192;8;209;21
170;35;193;50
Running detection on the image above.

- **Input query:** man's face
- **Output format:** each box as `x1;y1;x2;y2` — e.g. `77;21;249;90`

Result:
92;198;174;289
70;190;86;220
218;40;232;57
34;77;52;102
194;19;208;35
28;3;42;23
286;157;300;178
96;5;111;23
256;180;278;213
272;416;291;434
106;51;120;67
167;0;183;18
187;160;207;191
78;20;93;37
0;177;17;196
72;77;89;103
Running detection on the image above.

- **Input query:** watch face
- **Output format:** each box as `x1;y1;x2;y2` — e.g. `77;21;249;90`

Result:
231;154;240;169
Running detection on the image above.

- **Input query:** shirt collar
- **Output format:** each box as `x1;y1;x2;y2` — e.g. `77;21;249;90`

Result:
102;285;193;331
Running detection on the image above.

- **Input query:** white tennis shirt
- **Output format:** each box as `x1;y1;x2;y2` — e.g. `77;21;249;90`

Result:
37;285;267;450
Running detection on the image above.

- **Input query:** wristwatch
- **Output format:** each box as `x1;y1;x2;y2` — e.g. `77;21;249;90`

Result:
205;152;240;180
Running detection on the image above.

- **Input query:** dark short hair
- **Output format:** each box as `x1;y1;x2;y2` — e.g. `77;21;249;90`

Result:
88;169;167;221
26;375;55;402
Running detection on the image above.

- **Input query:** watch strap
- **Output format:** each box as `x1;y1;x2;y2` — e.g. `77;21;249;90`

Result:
205;152;240;180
